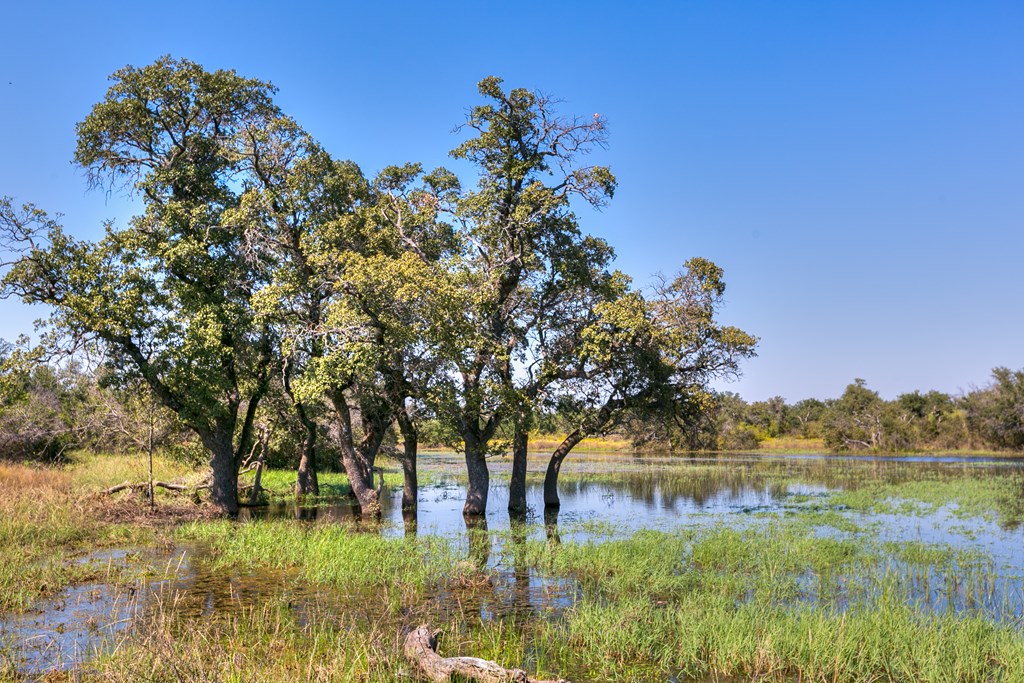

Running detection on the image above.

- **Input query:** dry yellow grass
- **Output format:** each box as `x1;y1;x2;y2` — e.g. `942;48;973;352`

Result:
0;452;207;613
0;461;71;496
757;436;826;452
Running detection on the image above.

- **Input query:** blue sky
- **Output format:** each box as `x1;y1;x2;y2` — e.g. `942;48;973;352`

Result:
1;1;1022;403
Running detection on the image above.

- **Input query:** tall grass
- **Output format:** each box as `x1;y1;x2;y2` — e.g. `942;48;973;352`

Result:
0;453;198;613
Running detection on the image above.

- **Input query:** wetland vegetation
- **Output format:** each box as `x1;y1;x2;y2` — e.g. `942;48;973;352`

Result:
2;451;1024;681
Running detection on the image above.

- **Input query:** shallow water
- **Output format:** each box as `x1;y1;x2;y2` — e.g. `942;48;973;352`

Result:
3;452;1023;676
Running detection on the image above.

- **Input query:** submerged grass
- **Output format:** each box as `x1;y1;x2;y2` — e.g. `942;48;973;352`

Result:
255;464;427;502
178;519;463;608
830;474;1024;528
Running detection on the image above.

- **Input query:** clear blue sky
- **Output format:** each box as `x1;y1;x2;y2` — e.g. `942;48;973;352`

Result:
2;1;1022;403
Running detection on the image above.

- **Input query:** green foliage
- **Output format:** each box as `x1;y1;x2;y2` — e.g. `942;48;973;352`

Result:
638;372;1021;454
0;58;302;511
719;424;760;451
964;367;1024;451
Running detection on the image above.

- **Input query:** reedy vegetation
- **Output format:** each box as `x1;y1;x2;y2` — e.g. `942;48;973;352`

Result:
38;486;1024;683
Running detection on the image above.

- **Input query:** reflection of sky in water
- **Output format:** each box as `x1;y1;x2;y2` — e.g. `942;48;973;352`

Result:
4;453;1023;674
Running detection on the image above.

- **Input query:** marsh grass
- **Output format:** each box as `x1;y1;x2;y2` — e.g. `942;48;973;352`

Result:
830;474;1024;528
0;453;202;613
64;515;1024;682
6;452;1024;682
177;520;467;608
255;465;425;502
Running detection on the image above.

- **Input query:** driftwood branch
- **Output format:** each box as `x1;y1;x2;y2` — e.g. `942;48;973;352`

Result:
403;626;567;683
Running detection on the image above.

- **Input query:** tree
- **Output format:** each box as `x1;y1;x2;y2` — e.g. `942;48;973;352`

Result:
964;368;1024;451
791;398;826;437
822;379;887;451
428;77;616;517
244;150;459;516
1;57;290;514
235;116;373;498
542;258;757;506
747;396;791;439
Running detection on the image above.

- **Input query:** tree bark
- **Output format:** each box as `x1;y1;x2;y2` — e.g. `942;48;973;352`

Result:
341;441;380;515
508;422;528;516
285;354;320;497
247;456;265;506
463;433;489;517
397;408;418;511
99;480;209;496
331;390;381;516
295;412;319;497
543;398;623;508
403;626;566;683
201;429;239;516
542;428;584;508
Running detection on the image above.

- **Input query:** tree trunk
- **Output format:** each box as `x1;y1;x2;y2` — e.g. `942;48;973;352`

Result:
201;429;239;516
341;442;380;516
331;390;380;516
247;456;265;506
463;433;489;517
285;356;319;497
508;422;528;516
543;428;584;508
295;413;319;496
397;409;418;511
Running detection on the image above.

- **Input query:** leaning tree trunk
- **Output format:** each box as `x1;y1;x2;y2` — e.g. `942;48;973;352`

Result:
404;626;565;683
331;391;381;516
201;429;239;516
397;409;418;511
542;428;584;508
508;422;528;517
463;433;490;517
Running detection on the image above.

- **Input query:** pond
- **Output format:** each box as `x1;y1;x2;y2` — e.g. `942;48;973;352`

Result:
3;452;1023;678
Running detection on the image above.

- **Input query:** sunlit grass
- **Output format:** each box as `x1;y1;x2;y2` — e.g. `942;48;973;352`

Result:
0;452;198;613
71;514;1024;682
4;451;1024;681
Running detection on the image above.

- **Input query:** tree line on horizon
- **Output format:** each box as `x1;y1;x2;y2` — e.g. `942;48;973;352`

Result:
1;357;1021;471
627;371;1024;454
0;57;757;517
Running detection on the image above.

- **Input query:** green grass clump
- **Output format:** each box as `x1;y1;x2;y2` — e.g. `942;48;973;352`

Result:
544;595;1024;682
829;475;1022;527
178;519;462;607
254;465;422;502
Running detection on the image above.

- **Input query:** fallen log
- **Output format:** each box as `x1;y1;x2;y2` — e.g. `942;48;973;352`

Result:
403;626;567;683
99;480;211;496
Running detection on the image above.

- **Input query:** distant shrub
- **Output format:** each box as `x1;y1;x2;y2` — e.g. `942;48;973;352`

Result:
719;425;760;451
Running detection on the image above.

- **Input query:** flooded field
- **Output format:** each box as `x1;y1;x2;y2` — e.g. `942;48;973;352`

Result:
3;452;1023;680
